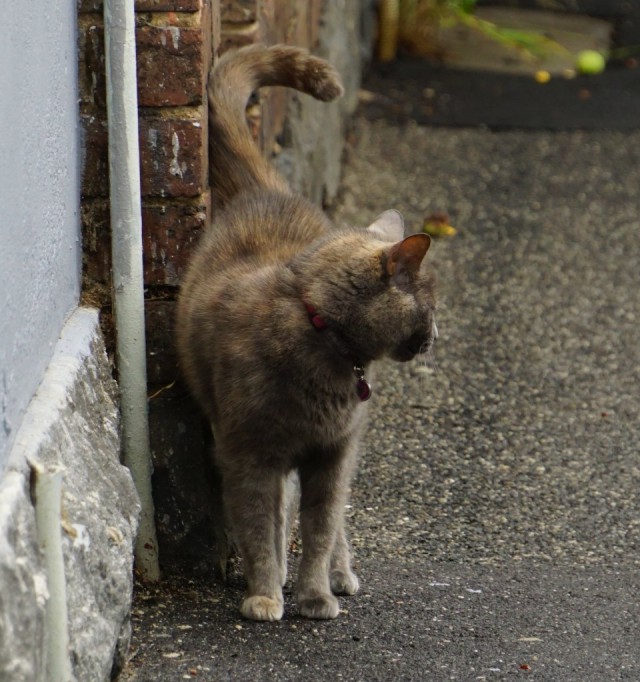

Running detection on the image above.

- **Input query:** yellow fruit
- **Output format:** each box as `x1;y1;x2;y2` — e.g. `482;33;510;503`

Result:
534;70;551;84
576;50;606;75
423;220;457;238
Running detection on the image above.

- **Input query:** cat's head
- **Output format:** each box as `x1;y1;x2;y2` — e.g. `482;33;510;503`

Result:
298;210;437;364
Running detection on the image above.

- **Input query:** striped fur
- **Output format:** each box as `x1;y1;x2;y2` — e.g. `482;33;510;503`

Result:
208;44;344;208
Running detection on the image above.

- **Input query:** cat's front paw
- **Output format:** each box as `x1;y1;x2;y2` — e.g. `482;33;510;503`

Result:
241;595;284;622
298;594;340;620
330;569;360;596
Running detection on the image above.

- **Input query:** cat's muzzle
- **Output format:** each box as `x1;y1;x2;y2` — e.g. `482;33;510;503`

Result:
392;318;437;362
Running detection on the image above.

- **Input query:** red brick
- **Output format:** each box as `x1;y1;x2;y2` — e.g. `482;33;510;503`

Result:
139;109;207;198
79;12;211;109
81;193;210;288
137;15;209;107
141;194;209;286
81;109;208;201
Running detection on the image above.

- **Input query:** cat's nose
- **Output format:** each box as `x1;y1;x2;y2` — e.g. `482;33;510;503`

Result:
405;332;430;356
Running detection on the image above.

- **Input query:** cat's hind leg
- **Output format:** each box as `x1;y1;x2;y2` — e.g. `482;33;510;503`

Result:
205;422;232;581
223;466;286;621
330;518;359;596
296;451;354;619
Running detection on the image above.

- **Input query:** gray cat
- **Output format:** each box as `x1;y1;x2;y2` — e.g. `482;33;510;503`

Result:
176;44;437;621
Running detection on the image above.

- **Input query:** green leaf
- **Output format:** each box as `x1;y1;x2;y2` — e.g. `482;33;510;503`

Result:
460;0;477;14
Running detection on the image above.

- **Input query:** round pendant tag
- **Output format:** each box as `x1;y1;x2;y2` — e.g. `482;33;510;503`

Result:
356;378;372;401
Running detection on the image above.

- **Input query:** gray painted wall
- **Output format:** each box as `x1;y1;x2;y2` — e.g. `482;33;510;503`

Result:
0;1;82;468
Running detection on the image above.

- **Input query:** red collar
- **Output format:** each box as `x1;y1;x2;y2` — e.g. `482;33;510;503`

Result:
302;301;372;401
304;302;328;330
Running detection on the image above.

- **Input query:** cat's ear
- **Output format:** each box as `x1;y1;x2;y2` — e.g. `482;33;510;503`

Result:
366;210;405;242
385;233;431;283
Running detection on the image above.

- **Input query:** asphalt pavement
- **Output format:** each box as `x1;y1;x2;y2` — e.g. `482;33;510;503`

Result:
120;61;640;681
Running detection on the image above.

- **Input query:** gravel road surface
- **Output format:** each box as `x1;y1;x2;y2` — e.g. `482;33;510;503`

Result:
121;66;640;682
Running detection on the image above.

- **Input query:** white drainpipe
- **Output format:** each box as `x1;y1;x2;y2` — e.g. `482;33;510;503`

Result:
104;0;160;582
34;465;72;682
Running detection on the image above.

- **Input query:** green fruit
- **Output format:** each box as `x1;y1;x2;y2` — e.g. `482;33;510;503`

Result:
576;50;606;75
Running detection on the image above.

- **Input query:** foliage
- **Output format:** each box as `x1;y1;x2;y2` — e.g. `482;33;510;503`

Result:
397;0;565;61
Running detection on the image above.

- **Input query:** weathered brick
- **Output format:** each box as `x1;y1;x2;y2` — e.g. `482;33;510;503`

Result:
81;108;208;202
145;300;180;386
282;0;323;49
141;193;209;286
203;0;215;82
78;0;203;13
136;0;203;10
139;109;207;198
77;0;105;12
80;113;109;198
220;19;261;51
259;88;288;158
78;17;106;108
81;193;209;288
137;10;210;106
81;199;111;286
79;11;211;109
257;0;276;43
147;384;213;573
220;0;257;23
259;0;297;46
211;0;221;56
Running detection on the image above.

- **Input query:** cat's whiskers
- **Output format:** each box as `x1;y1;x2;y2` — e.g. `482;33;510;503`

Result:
412;330;439;382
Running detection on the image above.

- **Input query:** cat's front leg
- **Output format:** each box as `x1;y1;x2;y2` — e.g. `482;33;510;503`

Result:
296;450;355;619
223;467;286;621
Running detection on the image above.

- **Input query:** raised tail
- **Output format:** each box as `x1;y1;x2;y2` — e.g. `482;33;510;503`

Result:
208;44;344;209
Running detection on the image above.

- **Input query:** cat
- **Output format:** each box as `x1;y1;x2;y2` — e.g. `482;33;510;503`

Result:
176;44;437;622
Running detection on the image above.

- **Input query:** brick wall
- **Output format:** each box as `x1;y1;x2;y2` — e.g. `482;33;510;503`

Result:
78;0;367;570
79;0;215;378
79;0;344;386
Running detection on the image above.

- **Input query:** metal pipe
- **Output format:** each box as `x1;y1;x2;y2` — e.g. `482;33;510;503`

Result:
104;0;160;582
34;465;72;682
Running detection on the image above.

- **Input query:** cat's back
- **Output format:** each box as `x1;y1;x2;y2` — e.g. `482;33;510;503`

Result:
176;189;331;402
194;190;330;273
176;188;336;426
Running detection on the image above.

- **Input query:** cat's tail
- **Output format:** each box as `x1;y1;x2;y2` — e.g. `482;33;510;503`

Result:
208;44;344;208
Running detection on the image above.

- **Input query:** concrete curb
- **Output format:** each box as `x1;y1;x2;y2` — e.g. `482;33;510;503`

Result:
0;307;140;681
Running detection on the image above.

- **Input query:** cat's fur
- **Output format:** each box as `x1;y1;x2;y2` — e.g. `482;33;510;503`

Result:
176;44;437;621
